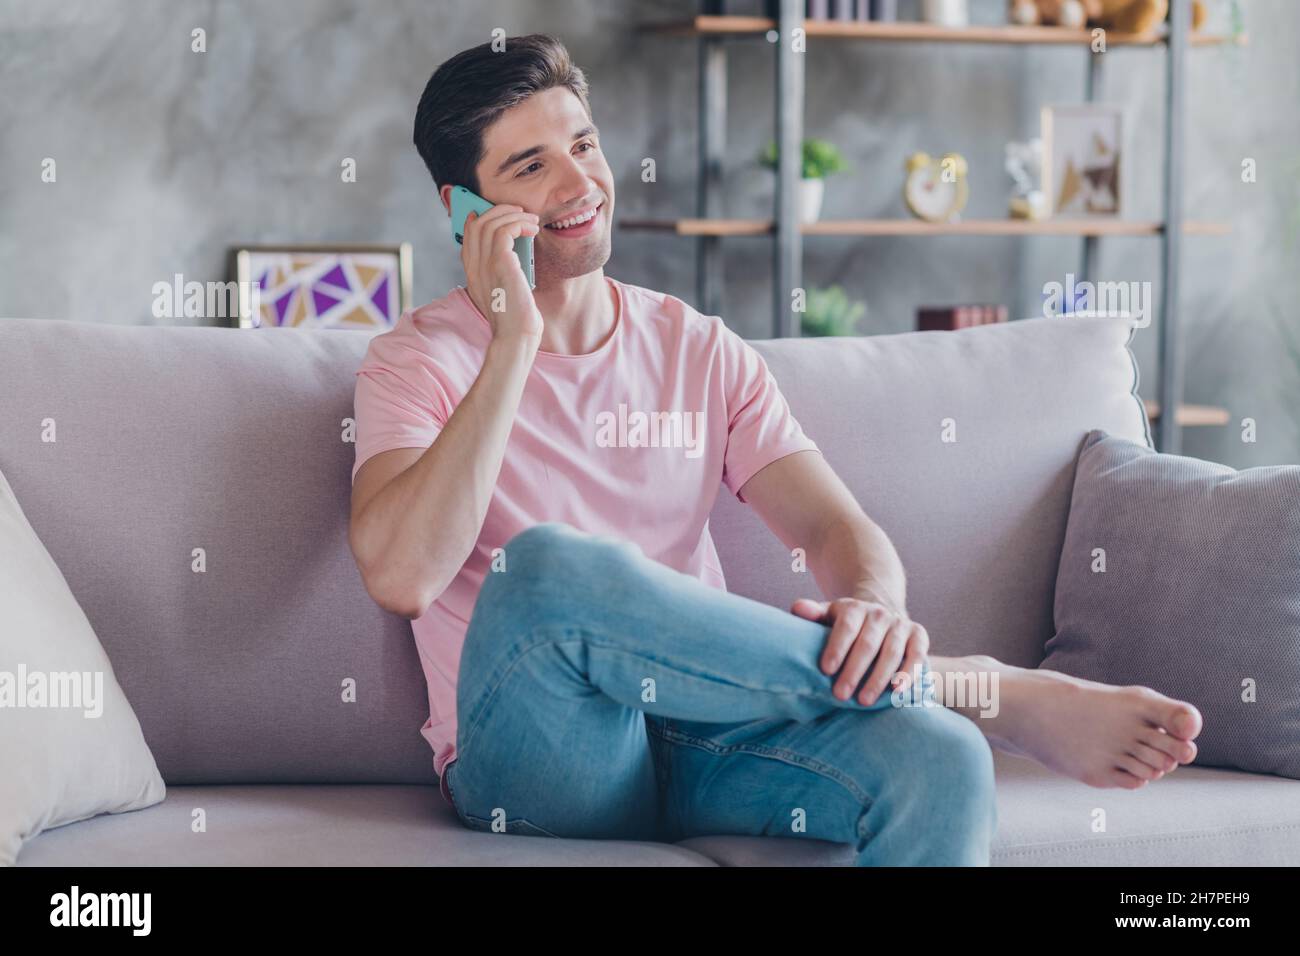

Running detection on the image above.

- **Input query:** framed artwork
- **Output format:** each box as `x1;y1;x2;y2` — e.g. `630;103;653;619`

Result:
231;243;412;330
1040;105;1123;218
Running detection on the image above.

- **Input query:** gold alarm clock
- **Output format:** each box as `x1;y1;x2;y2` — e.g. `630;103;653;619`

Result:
903;152;969;222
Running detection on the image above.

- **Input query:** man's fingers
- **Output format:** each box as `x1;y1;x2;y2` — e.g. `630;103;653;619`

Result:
491;216;540;262
791;598;828;621
894;623;930;690
858;618;911;705
820;601;866;677
894;640;928;698
464;202;523;236
831;606;892;699
481;211;540;251
464;204;533;261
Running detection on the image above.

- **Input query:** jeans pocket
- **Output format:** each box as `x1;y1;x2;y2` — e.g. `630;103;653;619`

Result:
459;811;561;839
447;762;561;837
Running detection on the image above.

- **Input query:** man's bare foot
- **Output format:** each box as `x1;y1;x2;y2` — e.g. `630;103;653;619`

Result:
927;655;1202;790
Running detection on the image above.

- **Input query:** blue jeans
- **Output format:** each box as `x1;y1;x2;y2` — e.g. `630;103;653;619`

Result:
442;522;997;865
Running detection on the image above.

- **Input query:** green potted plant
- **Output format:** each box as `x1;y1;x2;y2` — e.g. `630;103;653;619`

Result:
800;284;866;337
758;138;848;224
1229;0;1245;41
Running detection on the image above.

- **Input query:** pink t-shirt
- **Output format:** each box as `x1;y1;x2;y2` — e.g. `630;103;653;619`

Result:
351;275;821;778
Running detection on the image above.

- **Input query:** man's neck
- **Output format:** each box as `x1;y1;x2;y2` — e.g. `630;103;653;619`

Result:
529;271;616;356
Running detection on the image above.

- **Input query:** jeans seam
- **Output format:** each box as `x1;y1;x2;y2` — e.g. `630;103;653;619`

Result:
645;716;675;842
456;623;869;843
459;623;837;762
658;727;876;811
447;755;561;838
456;628;671;839
457;810;562;839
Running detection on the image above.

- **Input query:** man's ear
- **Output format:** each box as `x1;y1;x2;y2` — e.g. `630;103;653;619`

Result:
437;184;453;215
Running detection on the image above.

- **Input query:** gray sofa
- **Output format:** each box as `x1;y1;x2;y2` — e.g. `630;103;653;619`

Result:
3;311;1297;866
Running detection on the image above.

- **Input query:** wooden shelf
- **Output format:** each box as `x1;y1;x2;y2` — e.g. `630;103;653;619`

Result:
641;15;1246;47
619;218;1232;237
1144;400;1231;426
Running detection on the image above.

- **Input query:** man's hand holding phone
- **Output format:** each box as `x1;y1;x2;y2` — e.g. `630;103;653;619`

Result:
459;204;543;347
353;197;545;618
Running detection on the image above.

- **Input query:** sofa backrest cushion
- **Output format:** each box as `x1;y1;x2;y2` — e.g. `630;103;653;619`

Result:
0;320;431;785
710;315;1151;669
0;314;1148;784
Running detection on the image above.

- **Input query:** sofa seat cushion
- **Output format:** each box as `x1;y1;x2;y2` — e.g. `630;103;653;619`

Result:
19;755;1300;866
678;750;1300;866
988;751;1300;865
15;785;716;866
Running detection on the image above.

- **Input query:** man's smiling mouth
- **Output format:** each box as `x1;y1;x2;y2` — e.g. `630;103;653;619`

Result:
544;201;603;230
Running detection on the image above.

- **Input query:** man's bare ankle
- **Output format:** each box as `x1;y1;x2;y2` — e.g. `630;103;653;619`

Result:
923;654;1031;756
931;653;1006;675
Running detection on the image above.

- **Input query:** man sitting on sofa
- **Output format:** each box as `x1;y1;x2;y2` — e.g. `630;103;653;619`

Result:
347;34;1203;865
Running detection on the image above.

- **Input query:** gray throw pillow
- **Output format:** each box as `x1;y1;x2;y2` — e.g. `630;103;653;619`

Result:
1042;428;1300;779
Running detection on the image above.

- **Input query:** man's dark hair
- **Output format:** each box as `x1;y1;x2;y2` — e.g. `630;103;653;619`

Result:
413;33;591;197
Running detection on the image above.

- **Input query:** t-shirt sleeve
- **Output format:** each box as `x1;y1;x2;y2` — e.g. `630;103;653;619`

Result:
719;324;821;504
350;338;452;485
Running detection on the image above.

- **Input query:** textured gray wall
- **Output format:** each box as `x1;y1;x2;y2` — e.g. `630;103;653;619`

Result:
1;0;1296;465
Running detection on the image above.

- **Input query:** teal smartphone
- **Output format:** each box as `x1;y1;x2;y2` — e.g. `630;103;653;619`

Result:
449;185;536;289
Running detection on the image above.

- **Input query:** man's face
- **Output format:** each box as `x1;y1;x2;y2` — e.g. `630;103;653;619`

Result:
469;86;614;285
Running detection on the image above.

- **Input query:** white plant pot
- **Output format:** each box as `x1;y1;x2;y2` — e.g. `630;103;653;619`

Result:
921;0;968;27
799;178;825;224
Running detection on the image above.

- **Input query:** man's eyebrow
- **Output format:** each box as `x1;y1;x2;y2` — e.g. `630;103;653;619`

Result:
493;124;600;177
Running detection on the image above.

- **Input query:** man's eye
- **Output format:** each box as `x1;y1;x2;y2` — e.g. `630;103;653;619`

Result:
518;143;595;177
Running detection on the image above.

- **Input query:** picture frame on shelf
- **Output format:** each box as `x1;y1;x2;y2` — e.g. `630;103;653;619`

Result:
230;243;413;331
1040;104;1124;218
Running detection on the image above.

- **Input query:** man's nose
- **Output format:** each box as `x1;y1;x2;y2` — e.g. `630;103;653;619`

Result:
552;154;597;204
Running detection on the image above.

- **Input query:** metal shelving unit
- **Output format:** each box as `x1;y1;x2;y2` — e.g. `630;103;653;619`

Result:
632;0;1243;453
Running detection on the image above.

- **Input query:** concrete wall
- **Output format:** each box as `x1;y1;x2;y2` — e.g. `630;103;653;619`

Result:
1;0;1295;464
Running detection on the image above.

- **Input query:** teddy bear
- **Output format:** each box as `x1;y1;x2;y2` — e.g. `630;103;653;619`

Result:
1010;0;1205;32
1090;0;1208;34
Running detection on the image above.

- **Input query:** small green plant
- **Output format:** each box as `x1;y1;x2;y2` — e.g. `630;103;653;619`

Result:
800;285;865;337
759;138;848;180
1229;0;1245;40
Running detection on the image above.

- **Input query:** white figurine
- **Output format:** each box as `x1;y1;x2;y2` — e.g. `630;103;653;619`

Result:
1006;138;1049;220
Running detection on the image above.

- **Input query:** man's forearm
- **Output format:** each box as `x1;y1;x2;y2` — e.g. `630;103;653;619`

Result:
807;513;909;614
354;335;537;615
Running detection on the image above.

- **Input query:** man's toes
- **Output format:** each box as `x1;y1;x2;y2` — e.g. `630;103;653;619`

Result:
1142;731;1195;765
1131;742;1177;774
1109;766;1150;789
1117;753;1162;782
1162;702;1203;741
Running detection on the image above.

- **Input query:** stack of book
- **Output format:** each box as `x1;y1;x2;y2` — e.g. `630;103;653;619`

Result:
917;305;1009;331
788;1;898;20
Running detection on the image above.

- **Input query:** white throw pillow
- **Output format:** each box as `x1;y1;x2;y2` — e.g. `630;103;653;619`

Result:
0;465;165;865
